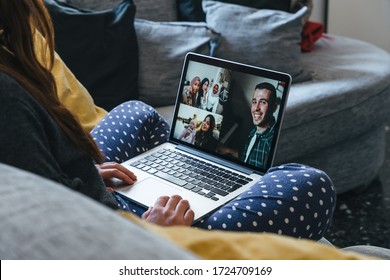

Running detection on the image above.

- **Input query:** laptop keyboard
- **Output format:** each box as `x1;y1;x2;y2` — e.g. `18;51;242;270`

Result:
129;148;254;201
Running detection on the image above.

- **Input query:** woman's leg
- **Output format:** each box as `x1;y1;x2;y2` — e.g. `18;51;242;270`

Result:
195;163;336;240
91;101;170;163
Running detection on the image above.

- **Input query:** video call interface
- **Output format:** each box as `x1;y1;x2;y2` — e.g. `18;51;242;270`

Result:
172;59;287;172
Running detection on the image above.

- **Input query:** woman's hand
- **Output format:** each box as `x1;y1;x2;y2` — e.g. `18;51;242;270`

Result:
96;162;137;188
141;195;194;226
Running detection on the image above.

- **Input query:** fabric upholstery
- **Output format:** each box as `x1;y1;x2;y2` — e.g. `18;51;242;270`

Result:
45;0;139;111
135;20;219;107
123;212;376;260
65;0;178;21
0;163;380;260
63;0;122;10
155;35;390;194
202;0;312;83
0;163;197;260
178;0;292;21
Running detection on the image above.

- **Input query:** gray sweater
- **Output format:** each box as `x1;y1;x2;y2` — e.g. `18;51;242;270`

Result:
0;72;118;210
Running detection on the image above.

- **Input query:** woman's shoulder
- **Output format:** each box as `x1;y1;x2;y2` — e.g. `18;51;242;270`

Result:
0;72;50;120
0;72;34;103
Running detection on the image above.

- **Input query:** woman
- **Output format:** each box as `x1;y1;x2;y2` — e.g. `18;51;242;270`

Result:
196;77;210;109
205;83;220;113
194;114;218;151
0;0;187;225
181;76;200;106
0;0;336;240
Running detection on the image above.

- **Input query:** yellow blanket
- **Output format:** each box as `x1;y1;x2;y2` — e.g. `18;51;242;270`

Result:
121;212;376;260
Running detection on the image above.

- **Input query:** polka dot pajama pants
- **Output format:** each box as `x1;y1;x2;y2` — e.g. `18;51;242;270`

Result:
91;101;336;240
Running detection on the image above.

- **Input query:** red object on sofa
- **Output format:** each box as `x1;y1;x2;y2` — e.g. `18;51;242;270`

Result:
301;21;325;52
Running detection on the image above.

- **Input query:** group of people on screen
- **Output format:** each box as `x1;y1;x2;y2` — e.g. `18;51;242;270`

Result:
178;69;280;170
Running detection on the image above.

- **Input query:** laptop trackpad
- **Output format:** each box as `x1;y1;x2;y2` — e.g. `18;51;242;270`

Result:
119;178;185;208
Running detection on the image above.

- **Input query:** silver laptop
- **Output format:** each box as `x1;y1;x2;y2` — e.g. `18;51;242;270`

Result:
115;53;292;223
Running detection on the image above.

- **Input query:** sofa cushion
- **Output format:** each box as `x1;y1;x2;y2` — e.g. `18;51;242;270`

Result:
0;163;197;259
45;0;139;111
65;0;178;21
135;20;219;107
178;0;292;21
63;0;122;10
202;0;311;83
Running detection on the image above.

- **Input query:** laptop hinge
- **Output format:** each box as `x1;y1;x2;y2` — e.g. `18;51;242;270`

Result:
176;145;256;176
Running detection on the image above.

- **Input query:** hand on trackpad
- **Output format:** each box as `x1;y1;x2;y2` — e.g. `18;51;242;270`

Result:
117;177;185;208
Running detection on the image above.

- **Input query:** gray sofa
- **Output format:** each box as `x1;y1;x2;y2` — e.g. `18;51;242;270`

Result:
1;162;390;260
58;0;390;194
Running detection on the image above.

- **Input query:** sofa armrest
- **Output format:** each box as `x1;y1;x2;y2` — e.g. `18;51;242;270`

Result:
0;163;197;260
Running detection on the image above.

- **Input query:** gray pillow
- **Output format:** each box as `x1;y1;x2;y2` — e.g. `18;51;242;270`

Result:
65;0;178;21
135;20;218;107
202;0;312;83
64;0;122;10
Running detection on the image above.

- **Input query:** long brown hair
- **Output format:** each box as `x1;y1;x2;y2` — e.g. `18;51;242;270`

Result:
0;0;103;163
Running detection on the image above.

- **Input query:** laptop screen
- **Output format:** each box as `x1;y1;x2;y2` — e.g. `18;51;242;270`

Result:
170;53;291;174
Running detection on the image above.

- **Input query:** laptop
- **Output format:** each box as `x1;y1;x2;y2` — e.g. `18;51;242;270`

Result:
115;52;292;223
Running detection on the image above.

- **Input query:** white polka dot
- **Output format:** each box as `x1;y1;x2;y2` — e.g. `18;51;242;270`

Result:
257;212;263;216
319;200;324;206
261;203;267;207
237;222;242;228
284;218;289;224
277;200;282;205
268;220;273;226
293;196;298;201
300;215;304;221
227;214;232;219
289;207;294;212
245;205;251;210
253;221;257;227
307;192;313;197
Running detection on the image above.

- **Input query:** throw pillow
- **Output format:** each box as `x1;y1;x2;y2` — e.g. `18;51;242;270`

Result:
44;0;139;111
202;0;312;83
178;0;292;21
291;0;313;24
63;0;122;10
135;20;219;107
65;0;178;21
